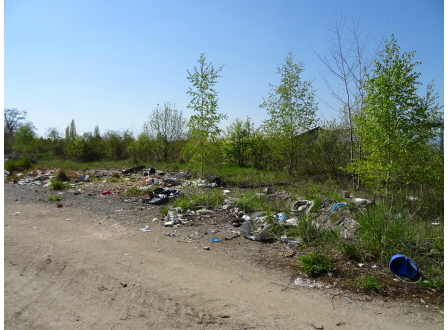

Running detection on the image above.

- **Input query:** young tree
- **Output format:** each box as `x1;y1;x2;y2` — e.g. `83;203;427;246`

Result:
143;102;186;161
315;13;386;188
69;119;77;139
4;108;34;152
346;36;442;194
183;53;227;176
94;125;101;138
260;51;319;176
224;116;254;167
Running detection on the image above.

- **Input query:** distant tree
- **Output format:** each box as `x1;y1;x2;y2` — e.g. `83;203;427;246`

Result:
65;126;70;140
4;108;33;152
69;120;77;139
346;36;442;194
260;51;319;176
94;125;101;138
143;102;187;161
183;53;227;176
12;123;37;153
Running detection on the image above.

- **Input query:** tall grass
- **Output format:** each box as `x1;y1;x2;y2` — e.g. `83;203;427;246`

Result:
4;158;34;172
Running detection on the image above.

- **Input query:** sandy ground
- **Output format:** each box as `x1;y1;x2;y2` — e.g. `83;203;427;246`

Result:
4;186;444;329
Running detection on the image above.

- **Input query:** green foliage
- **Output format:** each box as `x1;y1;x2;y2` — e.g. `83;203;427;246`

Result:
183;53;228;176
313;120;351;175
260;51;319;176
347;35;442;193
224;116;256;167
338;241;359;260
55;169;70;182
4;158;34;172
111;172;120;178
12;123;37;153
126;186;155;195
51;180;68;190
420;279;443;288
143;103;186;161
48;195;62;201
358;276;382;294
160;206;169;216
298;250;336;276
170;189;226;210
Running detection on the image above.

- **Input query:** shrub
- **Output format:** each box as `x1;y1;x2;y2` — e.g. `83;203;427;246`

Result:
298;250;336;276
109;177;118;183
51;180;67;190
338;241;359;260
358;276;382;293
4;158;33;172
112;172;120;178
48;195;62;201
55;169;70;182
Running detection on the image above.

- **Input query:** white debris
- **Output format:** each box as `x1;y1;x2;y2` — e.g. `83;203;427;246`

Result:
140;225;151;232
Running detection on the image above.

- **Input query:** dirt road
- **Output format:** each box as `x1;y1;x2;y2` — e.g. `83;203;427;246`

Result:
4;193;443;329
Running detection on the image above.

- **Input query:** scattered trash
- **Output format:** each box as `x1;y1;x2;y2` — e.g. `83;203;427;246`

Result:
149;187;183;205
327;203;345;215
406;196;418;201
204;246;210;250
122;165;145;174
210;175;226;187
115;209;124;212
284;251;294;257
211;238;221;243
78;174;89;181
102;190;111;195
281;235;288;243
341;190;350;198
353;198;369;206
389;254;418;279
396;213;402;219
431;222;440;226
276;213;286;225
295;278;324;289
265;187;276;195
65;219;70;221
225;234;239;240
56;203;63;208
241;214;251;221
291;199;314;215
140;225;152;232
11;212;20;216
285;218;298;226
358;263;364;267
239;221;270;241
223;190;231;195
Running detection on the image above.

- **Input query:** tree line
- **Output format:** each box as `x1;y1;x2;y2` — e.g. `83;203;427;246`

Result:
4;33;443;195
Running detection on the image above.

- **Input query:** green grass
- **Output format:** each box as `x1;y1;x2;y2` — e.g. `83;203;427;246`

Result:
51;180;69;190
358;276;382;293
4;158;34;172
298;250;336;276
160;206;169;216
169;189;226;211
338;241;359;260
111;172;120;178
48;195;63;201
125;186;155;196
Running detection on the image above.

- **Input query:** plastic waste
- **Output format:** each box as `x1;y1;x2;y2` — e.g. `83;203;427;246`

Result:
241;214;251;221
211;238;221;243
327;203;345;215
140;225;152;232
277;213;286;224
102;190;111;195
389;254;418;279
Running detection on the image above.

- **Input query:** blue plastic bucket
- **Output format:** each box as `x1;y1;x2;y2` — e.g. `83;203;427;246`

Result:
389;254;418;279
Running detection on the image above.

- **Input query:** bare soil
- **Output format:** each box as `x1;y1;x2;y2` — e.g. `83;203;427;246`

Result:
4;183;444;329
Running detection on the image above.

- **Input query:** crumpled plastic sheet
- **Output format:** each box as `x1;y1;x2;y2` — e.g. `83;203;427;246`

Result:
140;225;152;232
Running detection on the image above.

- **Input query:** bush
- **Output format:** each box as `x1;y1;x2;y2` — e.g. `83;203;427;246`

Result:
55;169;70;182
298;250;336;276
358;276;382;293
112;172;120;178
51;180;68;190
338;241;359;260
48;195;62;201
110;177;119;183
4;158;33;172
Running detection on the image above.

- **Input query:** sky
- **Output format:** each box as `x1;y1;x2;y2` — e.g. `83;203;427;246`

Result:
4;0;445;138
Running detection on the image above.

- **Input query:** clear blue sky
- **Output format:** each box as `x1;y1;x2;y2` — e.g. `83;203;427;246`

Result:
5;0;444;137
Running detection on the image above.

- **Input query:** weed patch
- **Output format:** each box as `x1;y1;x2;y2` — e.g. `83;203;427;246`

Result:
298;250;336;276
48;195;62;201
51;180;68;190
358;276;382;294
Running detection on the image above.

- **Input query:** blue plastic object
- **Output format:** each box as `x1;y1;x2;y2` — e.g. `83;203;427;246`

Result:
389;254;418;279
211;238;221;243
327;203;345;215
